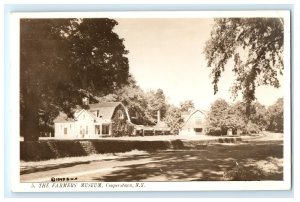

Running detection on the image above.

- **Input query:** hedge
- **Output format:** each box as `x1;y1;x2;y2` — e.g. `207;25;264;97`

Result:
20;138;243;161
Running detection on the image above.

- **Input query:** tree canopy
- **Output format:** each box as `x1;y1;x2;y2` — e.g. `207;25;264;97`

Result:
206;99;271;136
266;97;284;132
20;18;130;140
204;18;284;114
180;100;195;112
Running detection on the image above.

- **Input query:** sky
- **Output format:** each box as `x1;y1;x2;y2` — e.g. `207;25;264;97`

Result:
114;18;284;110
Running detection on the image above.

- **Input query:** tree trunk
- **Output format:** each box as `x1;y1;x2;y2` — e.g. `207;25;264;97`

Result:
22;91;40;141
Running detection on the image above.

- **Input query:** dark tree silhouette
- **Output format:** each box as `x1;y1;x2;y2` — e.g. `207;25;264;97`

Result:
20;18;129;141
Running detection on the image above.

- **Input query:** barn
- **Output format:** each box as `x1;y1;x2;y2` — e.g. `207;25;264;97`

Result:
179;110;206;136
53;102;134;138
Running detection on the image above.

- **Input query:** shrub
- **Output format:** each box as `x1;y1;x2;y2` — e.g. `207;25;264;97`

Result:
223;165;266;181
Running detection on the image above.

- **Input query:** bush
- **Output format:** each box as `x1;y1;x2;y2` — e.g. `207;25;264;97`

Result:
206;128;223;136
223;165;266;181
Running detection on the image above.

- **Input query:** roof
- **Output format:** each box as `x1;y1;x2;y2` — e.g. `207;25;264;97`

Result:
54;102;131;124
88;102;123;120
53;112;75;123
89;102;122;108
182;109;206;129
181;111;191;121
154;121;170;130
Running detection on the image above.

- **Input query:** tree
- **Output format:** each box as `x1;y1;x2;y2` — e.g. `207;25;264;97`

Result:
204;18;284;115
266;97;283;132
164;105;184;135
146;89;167;123
98;83;168;126
231;101;268;134
206;99;231;135
66;18;130;94
21;19;72;141
206;99;268;136
20;18;130;141
180;100;195;112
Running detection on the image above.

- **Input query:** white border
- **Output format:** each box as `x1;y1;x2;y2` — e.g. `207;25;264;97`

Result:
10;11;291;192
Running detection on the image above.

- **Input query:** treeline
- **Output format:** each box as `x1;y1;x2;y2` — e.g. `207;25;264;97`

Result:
205;98;284;136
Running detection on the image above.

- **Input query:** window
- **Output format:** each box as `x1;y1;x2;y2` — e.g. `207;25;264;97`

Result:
64;128;68;135
117;110;124;119
195;128;203;133
86;126;88;134
95;125;100;134
102;125;109;135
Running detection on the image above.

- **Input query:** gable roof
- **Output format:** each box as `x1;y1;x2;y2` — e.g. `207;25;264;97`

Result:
182;109;206;129
53;112;75;123
88;102;123;120
54;102;131;124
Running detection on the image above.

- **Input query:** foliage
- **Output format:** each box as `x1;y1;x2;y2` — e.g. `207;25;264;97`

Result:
111;119;135;137
20;19;130;140
206;99;233;135
180;100;195;112
66;18;130;93
21;139;184;161
206;99;270;136
164;105;184;135
98;80;168;126
266;98;284;132
204;18;284;114
223;164;266;181
146;89;167;123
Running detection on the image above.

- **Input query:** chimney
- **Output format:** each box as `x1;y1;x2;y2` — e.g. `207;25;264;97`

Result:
82;97;89;105
157;110;160;123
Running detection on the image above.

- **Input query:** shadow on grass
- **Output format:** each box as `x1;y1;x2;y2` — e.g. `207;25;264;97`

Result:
20;161;91;175
92;141;283;181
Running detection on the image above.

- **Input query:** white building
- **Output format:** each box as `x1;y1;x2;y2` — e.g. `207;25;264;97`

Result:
53;102;132;138
179;110;206;136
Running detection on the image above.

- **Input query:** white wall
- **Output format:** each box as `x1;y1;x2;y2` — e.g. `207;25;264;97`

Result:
54;122;75;138
54;110;112;139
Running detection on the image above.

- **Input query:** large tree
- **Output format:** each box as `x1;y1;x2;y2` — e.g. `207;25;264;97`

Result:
66;18;129;94
206;99;268;136
20;18;130;141
204;18;284;115
206;99;232;135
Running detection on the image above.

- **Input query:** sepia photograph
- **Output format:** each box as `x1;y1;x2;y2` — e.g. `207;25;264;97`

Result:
11;11;291;191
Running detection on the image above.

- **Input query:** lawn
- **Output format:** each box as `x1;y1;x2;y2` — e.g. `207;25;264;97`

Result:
20;133;284;181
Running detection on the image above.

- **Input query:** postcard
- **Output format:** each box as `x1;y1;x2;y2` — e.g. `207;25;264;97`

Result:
9;11;291;192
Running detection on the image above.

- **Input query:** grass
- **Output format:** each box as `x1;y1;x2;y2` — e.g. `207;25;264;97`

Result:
20;138;283;181
20;132;282;162
21;149;148;171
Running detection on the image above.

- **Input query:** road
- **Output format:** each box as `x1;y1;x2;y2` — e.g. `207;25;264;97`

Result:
20;139;283;182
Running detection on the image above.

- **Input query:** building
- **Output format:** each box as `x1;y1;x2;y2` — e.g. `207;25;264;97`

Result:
132;110;171;136
179;109;206;136
53;102;134;138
